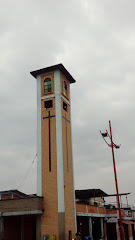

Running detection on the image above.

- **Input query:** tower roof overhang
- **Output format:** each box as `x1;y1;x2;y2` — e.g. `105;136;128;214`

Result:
30;63;76;84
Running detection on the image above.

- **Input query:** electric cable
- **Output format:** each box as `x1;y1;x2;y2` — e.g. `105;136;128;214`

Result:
18;153;37;190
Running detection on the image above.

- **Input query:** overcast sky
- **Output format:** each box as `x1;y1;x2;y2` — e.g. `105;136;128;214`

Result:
1;0;135;207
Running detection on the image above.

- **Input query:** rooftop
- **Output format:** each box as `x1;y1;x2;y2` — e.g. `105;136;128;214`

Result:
75;189;108;199
30;63;76;83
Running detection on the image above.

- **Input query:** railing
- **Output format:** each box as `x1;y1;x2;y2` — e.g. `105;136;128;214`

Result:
104;201;135;210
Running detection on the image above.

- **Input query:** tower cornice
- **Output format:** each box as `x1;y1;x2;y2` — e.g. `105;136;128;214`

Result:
30;63;76;83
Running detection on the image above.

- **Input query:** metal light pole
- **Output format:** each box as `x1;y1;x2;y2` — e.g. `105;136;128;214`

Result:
100;121;124;240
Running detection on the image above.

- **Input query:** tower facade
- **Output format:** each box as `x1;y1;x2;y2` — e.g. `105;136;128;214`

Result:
30;64;76;240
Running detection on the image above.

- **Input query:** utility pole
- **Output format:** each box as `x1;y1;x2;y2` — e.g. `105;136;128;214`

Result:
100;120;124;240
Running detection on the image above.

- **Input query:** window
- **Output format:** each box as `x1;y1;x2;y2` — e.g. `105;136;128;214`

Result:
63;81;67;97
63;101;67;112
44;100;53;109
44;78;51;94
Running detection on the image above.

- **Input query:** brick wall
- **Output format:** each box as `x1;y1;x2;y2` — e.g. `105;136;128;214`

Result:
76;203;105;215
41;74;59;239
0;197;43;213
40;71;75;240
106;209;117;214
1;194;12;200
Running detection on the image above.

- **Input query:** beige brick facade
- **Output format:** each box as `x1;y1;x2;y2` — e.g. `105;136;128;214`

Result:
40;71;75;239
41;75;59;238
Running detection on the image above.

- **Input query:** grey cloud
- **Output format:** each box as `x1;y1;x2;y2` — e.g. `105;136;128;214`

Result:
0;0;135;205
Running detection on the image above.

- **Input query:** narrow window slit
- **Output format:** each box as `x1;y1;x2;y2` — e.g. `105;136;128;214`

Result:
63;102;67;112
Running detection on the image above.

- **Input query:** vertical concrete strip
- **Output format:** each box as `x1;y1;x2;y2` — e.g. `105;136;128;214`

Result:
54;70;65;240
100;218;104;238
36;215;41;240
69;83;76;232
104;222;107;240
0;217;4;240
116;222;120;240
128;224;133;240
37;75;42;196
21;216;24;240
89;217;93;240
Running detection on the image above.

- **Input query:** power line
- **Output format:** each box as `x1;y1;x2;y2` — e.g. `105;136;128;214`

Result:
18;153;37;190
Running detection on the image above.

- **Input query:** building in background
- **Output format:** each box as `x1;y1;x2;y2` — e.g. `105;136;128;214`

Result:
0;189;134;240
75;189;135;240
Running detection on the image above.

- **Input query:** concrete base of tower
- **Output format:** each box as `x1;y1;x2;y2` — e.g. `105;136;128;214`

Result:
58;212;65;240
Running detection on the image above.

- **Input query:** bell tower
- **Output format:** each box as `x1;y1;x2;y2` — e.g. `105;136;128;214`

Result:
30;64;76;240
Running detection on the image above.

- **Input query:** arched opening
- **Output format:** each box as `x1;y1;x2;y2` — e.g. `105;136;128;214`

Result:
63;80;67;97
44;78;51;94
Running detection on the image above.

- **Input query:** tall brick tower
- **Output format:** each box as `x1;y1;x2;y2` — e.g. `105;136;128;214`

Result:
30;64;76;240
